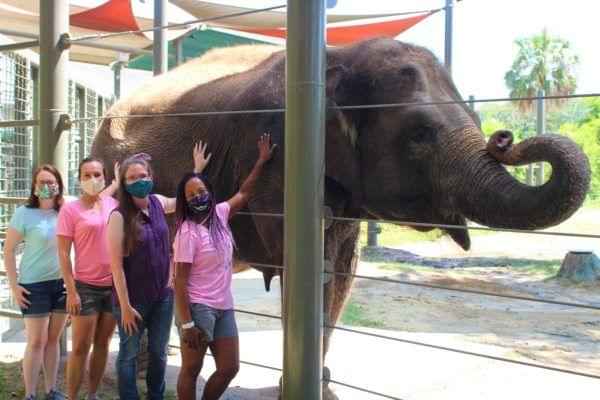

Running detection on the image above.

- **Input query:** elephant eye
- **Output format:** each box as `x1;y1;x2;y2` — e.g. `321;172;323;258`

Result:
410;127;434;143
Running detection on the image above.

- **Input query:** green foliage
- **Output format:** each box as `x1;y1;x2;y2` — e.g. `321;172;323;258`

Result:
477;98;600;203
505;28;579;112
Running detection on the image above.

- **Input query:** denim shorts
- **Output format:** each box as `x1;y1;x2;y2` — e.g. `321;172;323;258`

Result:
178;303;238;343
19;278;67;318
75;280;113;316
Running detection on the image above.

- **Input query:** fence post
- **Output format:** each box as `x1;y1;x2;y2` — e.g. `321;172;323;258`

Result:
153;0;168;76
38;0;70;186
283;0;326;398
444;0;454;73
367;221;378;247
468;95;475;110
535;89;546;186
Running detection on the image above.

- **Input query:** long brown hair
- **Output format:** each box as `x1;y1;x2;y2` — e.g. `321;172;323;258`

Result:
26;165;65;211
117;157;153;256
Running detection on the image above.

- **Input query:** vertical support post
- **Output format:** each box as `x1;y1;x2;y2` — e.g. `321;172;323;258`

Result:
112;62;124;99
468;95;475;110
39;0;69;357
153;0;168;76
367;221;378;247
283;0;326;398
39;0;69;185
174;37;184;66
444;0;453;73
535;89;545;185
527;164;534;185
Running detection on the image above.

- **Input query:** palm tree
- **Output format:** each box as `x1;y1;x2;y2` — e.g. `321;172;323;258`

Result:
504;28;579;112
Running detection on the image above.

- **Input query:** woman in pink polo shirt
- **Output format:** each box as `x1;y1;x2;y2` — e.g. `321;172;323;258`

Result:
173;133;276;400
57;157;119;400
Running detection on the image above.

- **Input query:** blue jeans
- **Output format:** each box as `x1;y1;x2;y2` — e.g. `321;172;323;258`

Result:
113;294;174;400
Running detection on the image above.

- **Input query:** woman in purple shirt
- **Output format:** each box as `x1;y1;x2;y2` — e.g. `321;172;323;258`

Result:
107;144;210;400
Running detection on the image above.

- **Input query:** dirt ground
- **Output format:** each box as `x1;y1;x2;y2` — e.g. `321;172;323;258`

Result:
1;210;599;399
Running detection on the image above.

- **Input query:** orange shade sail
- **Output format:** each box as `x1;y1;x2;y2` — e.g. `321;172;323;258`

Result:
241;11;436;46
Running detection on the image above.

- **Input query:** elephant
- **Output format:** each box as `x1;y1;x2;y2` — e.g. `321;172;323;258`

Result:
91;37;590;390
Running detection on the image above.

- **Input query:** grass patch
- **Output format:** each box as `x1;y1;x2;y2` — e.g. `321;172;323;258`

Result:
0;358;177;400
372;258;561;278
358;222;492;248
341;300;385;328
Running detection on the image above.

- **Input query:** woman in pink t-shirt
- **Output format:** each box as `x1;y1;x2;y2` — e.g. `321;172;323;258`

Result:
172;133;276;400
57;157;119;400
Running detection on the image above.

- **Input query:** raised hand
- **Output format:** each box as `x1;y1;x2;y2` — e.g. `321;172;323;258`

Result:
257;133;277;165
193;140;212;174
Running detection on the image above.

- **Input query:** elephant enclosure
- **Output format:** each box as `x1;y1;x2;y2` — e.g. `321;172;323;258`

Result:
229;207;600;399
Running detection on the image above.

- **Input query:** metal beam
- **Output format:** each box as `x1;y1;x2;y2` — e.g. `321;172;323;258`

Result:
153;0;168;75
0;28;153;57
39;0;70;185
0;39;39;52
444;0;453;73
283;0;326;398
0;119;39;128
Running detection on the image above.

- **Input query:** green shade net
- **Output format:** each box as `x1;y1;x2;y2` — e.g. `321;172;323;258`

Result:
128;29;267;71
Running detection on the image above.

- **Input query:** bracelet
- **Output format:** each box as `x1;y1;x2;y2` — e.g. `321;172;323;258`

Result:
181;321;195;330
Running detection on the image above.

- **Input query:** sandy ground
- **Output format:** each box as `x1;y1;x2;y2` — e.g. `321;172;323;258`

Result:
1;210;599;399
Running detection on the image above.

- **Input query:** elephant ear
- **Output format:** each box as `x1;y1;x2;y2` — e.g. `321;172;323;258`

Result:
325;64;366;204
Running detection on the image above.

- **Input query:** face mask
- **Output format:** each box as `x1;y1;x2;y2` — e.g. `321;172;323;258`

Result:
189;193;213;214
126;179;154;199
80;178;104;196
35;184;59;200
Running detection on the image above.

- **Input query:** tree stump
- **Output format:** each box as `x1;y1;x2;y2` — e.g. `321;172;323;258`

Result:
556;251;600;283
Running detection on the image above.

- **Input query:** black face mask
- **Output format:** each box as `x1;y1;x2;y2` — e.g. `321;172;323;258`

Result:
189;193;213;214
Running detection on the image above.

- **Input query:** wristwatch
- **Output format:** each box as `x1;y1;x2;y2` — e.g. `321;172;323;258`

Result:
181;321;195;330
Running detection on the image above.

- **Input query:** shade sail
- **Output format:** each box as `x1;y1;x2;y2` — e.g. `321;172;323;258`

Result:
242;12;436;45
127;28;266;71
0;0;195;65
171;0;419;29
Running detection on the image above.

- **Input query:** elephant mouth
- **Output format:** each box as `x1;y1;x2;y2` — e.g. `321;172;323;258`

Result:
368;208;472;251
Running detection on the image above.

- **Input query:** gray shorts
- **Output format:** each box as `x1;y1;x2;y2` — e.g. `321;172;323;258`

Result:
179;303;238;343
75;280;113;316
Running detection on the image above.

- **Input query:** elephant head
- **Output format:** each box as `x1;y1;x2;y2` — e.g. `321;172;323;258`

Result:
324;38;590;250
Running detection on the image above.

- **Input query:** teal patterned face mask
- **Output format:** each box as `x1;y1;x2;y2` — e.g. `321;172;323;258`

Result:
35;184;58;200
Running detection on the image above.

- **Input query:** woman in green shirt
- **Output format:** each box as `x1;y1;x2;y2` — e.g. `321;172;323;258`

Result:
3;164;117;400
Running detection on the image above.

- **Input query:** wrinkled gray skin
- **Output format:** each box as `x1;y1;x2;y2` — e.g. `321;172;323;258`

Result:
92;38;590;370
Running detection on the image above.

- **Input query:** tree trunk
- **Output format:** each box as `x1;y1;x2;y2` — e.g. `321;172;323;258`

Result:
556;251;600;283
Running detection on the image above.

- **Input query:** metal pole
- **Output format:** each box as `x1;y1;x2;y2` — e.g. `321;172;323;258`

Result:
535;88;545;185
283;0;325;398
367;221;378;247
112;62;125;99
0;28;154;56
0;39;39;51
39;0;70;358
468;94;475;110
153;0;168;75
39;0;69;183
174;37;184;66
444;0;453;73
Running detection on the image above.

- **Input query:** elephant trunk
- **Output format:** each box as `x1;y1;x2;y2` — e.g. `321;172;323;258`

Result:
453;131;590;230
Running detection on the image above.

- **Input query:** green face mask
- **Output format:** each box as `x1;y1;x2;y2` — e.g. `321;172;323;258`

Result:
35;184;58;200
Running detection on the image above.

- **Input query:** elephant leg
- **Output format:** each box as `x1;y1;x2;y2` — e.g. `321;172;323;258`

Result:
323;222;360;357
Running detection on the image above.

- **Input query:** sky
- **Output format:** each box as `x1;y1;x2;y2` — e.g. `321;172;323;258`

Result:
207;0;600;100
64;0;600;100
